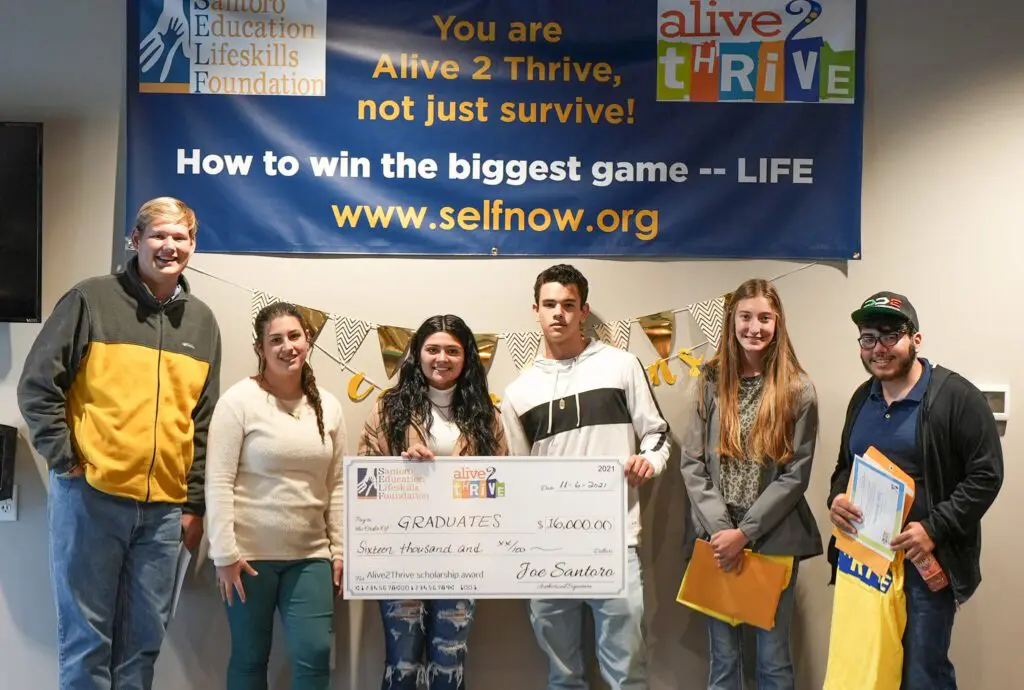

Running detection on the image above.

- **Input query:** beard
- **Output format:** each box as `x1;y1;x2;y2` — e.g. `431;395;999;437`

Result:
861;344;917;381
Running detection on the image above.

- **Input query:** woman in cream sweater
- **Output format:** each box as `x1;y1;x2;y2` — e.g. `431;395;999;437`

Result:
206;301;346;690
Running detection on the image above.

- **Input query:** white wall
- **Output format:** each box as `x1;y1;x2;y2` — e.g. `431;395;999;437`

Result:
1;1;1022;688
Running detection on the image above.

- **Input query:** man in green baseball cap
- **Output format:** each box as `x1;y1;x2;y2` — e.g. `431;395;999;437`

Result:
827;290;1003;689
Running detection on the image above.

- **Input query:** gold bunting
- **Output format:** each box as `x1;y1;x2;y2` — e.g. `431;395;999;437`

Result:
678;348;704;377
347;372;376;402
474;334;500;375
377;325;415;379
637;310;674;359
646;348;705;387
203;261;816;408
294;304;330;345
647;359;677;387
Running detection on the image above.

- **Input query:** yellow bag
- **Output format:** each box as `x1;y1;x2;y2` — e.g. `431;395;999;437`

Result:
823;551;907;690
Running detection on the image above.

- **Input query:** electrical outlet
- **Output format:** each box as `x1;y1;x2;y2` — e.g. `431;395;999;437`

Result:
0;486;17;522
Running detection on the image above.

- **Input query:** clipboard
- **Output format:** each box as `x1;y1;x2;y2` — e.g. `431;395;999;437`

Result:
676;539;792;631
832;445;915;577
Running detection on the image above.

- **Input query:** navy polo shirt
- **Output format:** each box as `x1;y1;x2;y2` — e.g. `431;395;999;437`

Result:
849;359;932;522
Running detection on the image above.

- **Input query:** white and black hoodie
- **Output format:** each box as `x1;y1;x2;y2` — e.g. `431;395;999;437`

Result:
500;338;670;546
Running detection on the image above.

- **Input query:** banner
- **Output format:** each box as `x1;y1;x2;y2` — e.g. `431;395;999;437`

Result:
127;1;864;259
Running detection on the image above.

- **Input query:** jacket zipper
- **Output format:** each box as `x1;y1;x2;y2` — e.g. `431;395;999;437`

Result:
145;310;164;502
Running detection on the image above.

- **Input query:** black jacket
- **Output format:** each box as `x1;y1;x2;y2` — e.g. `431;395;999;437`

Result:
827;365;1003;604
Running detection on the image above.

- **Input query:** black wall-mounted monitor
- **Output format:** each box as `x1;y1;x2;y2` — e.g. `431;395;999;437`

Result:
0;122;43;323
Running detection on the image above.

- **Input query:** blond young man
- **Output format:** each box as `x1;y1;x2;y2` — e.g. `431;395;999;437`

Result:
18;197;221;689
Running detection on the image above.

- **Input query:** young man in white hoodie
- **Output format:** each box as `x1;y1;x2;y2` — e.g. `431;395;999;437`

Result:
501;264;670;690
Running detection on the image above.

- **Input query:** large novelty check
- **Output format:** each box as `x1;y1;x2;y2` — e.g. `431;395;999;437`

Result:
343;457;629;599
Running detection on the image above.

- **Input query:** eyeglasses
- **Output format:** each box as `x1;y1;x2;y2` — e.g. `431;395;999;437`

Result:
857;332;905;350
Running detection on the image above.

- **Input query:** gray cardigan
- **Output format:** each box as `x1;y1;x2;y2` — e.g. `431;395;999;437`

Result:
679;370;824;560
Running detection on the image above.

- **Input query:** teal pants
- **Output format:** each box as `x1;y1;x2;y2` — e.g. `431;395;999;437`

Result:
224;559;334;690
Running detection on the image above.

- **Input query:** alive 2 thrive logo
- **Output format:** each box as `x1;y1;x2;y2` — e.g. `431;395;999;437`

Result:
452;466;506;499
656;0;857;103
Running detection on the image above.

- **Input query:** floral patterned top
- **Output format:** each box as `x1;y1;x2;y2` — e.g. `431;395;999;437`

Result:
721;375;767;525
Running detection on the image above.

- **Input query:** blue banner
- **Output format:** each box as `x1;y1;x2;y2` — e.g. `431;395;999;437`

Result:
126;0;865;258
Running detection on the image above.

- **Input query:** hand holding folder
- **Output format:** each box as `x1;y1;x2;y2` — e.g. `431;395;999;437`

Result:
832;446;915;578
676;539;793;631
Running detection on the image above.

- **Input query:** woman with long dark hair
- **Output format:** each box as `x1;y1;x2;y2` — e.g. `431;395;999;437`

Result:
206;302;346;690
680;279;822;690
359;314;508;690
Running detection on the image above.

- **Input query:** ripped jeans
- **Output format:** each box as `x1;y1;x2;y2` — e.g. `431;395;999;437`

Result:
379;599;475;690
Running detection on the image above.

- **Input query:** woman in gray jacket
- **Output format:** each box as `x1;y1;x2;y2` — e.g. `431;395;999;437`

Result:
680;278;822;690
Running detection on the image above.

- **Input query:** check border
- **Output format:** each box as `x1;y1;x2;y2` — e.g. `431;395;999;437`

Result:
342;456;629;599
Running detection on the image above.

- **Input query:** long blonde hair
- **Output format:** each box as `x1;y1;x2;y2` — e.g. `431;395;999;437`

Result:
702;279;805;464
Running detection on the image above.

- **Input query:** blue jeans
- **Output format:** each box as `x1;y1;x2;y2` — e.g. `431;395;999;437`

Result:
528;547;647;690
901;561;957;689
224;559;334;690
48;471;182;690
706;561;800;690
379;599;475;689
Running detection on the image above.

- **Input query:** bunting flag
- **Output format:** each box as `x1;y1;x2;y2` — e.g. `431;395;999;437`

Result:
334;316;372;366
250;290;281;341
249;290;330;348
474;334;500;375
594;320;631;350
637;310;674;359
377;325;416;379
689;296;728;350
504;331;541;371
201;262;815;406
295;304;331;346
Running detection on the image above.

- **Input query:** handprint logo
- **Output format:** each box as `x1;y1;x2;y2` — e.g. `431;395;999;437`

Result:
356;468;379;499
139;0;191;85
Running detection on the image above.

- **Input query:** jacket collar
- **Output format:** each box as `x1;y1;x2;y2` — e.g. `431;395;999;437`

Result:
123;255;191;309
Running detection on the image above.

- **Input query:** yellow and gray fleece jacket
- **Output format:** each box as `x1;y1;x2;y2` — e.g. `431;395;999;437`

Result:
17;257;221;515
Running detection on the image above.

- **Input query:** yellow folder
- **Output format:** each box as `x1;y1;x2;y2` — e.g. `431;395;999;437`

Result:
832;445;915;578
676;538;793;631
